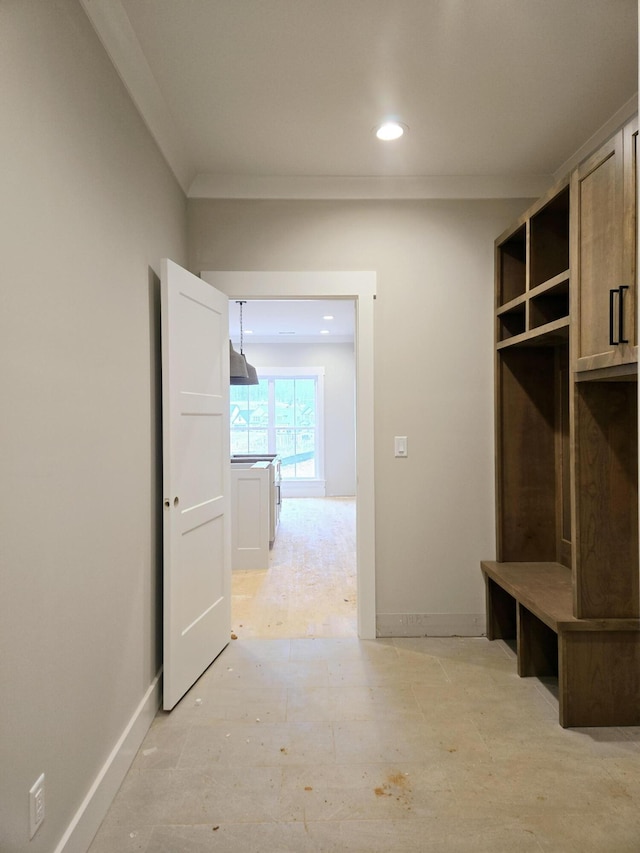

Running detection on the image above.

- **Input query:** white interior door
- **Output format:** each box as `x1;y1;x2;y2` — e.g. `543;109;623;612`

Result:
161;259;230;710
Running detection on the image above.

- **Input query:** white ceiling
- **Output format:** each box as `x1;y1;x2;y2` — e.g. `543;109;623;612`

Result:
229;299;355;344
84;0;638;199
82;1;637;340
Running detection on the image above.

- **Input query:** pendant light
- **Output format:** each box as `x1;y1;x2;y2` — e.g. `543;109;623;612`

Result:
230;300;259;385
229;340;248;379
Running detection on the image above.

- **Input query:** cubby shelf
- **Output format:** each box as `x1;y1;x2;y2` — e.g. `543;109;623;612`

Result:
498;225;526;306
496;316;569;350
530;186;570;289
496;269;570;345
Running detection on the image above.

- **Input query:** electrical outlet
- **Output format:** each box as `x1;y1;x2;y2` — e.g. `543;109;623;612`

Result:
29;773;45;839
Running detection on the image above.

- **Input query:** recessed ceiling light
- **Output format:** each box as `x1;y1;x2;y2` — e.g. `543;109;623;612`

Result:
245;329;253;334
320;330;330;335
323;315;334;320
375;121;407;141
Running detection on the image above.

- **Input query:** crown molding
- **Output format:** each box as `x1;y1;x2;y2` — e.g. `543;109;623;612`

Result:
553;94;638;182
80;0;194;194
81;0;635;203
188;173;552;200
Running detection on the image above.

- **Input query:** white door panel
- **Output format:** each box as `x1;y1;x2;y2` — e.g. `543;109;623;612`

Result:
161;259;230;710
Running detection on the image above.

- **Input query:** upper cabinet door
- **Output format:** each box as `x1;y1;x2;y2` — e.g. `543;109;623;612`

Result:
572;121;638;374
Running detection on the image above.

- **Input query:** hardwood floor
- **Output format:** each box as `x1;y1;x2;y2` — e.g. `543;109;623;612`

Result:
231;497;357;639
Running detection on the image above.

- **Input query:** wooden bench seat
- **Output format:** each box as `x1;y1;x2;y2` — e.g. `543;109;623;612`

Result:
481;560;640;727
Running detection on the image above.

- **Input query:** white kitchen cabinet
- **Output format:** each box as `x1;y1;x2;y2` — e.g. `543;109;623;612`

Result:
230;462;271;570
231;454;281;546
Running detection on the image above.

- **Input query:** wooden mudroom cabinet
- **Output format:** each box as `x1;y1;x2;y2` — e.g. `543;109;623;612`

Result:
572;118;638;375
482;116;640;727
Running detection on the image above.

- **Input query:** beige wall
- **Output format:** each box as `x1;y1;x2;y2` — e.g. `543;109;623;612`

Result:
188;197;533;633
0;3;186;851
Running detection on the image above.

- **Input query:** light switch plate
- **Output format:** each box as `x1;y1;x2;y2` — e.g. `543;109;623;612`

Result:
394;436;408;457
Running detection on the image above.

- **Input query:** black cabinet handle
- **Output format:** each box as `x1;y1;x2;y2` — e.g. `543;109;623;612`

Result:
609;288;618;345
609;286;629;346
619;285;629;344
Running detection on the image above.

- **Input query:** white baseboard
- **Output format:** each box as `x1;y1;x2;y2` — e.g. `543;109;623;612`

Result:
280;480;326;498
376;613;486;638
53;669;162;853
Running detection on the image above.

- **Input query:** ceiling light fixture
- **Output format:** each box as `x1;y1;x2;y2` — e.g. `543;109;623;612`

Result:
323;315;334;320
230;301;259;385
375;121;407;141
229;340;248;379
320;330;330;335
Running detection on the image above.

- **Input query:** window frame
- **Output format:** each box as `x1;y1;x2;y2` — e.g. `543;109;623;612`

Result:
230;366;325;482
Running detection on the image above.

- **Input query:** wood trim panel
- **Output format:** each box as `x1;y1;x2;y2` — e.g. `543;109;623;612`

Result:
574;381;639;618
559;631;640;727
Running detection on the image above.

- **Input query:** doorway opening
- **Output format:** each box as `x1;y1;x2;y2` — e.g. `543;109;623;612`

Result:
228;299;357;638
201;271;376;639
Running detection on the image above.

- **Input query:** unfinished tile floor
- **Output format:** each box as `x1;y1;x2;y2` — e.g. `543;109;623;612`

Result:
88;500;640;853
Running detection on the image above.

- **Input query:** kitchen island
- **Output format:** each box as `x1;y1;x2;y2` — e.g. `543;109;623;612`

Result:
230;455;281;570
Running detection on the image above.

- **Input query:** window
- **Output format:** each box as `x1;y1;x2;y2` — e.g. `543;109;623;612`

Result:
230;368;324;480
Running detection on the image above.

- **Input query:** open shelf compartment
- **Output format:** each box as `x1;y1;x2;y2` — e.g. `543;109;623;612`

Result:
530;185;570;288
498;225;526;306
497;300;526;341
529;275;570;329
